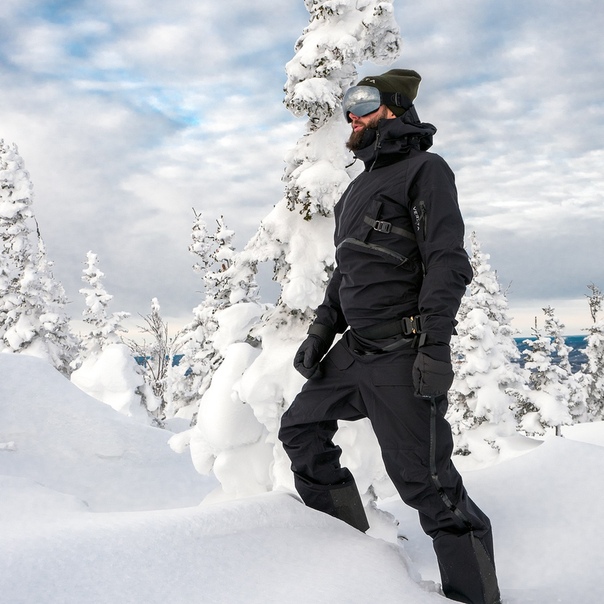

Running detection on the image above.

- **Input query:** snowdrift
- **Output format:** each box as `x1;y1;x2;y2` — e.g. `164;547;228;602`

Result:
0;352;215;512
2;491;445;604
2;353;604;603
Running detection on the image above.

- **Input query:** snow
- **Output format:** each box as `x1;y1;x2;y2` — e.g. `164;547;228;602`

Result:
211;303;264;355
383;434;604;604
2;352;604;603
70;342;149;420
0;353;213;513
188;341;275;501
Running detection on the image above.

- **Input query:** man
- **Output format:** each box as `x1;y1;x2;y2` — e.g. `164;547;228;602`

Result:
278;69;501;604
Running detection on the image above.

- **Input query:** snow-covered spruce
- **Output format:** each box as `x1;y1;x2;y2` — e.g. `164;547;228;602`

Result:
165;211;217;420
168;213;268;500
0;139;78;375
448;232;525;462
512;306;582;436
580;284;604;421
166;213;263;423
77;250;130;357
541;305;586;424
179;1;402;504
71;251;155;423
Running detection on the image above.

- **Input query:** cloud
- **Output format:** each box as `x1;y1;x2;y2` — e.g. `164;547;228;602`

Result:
0;1;310;321
1;0;603;337
390;0;604;304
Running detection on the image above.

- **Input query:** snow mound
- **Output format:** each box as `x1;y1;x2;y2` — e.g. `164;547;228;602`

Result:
384;436;604;604
3;353;604;603
562;420;604;447
0;474;90;519
0;352;215;512
70;342;150;421
1;491;443;604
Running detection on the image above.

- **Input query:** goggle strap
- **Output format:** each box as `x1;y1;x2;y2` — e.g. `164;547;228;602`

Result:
380;92;413;111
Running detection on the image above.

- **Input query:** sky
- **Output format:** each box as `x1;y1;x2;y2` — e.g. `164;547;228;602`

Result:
1;0;603;336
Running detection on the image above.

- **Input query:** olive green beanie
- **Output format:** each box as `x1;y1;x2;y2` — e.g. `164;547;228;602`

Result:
357;69;422;116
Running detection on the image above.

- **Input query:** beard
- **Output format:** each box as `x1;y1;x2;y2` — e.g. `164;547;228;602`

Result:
345;108;388;151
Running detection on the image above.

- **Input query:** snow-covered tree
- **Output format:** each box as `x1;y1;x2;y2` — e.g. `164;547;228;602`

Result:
71;252;153;423
192;1;402;503
127;297;172;421
166;212;262;422
0;140;33;338
0;139;78;374
449;232;524;461
586;282;602;324
581;284;604;420
30;230;80;371
165;211;214;419
169;214;267;498
513;307;582;436
542;306;586;423
189;208;214;274
78;251;129;355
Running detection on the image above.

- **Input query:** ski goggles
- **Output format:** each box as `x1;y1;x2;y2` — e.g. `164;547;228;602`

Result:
342;85;382;122
342;86;413;122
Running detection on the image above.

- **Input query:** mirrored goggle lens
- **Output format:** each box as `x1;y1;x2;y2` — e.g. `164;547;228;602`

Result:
342;86;381;121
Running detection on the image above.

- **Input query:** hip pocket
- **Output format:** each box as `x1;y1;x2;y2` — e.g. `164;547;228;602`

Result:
325;338;355;371
370;355;415;386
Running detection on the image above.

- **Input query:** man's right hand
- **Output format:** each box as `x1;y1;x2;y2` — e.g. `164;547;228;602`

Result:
294;323;337;379
293;335;330;379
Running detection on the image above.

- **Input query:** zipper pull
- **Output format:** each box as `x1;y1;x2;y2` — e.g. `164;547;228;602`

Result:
417;200;427;240
368;130;381;172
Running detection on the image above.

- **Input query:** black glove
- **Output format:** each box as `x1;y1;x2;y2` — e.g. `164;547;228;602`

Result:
412;344;454;398
293;324;335;379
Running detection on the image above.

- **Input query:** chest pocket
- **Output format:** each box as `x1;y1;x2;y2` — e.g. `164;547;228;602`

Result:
361;197;417;246
337;197;421;273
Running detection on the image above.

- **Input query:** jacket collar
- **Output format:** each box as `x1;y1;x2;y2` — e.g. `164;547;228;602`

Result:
353;112;437;170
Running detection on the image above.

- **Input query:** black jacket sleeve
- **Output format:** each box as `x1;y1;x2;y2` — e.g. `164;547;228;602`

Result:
410;155;473;344
312;266;349;334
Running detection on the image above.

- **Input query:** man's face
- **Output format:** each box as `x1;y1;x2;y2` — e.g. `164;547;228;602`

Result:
346;105;394;151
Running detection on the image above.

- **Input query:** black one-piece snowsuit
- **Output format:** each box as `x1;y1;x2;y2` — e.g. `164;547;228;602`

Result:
279;114;501;604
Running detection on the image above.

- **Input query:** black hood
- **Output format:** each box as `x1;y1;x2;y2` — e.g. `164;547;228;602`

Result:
353;110;437;169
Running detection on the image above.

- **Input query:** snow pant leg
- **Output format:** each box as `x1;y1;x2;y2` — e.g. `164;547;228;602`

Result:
359;353;500;604
279;338;369;532
423;397;499;604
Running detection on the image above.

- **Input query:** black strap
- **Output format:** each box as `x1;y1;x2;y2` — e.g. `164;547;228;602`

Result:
380;92;413;111
363;216;416;242
354;315;423;341
307;323;335;343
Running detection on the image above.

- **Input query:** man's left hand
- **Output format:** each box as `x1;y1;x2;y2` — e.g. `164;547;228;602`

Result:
412;345;454;398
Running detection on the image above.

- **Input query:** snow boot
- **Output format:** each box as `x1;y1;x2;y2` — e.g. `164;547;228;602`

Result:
294;476;370;532
330;482;370;532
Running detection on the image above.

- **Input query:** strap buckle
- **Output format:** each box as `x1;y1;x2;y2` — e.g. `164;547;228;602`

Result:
404;315;427;348
402;315;423;336
372;220;392;234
